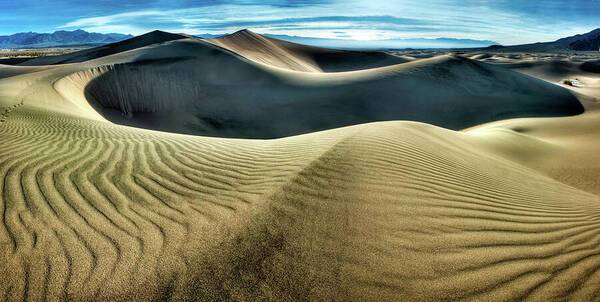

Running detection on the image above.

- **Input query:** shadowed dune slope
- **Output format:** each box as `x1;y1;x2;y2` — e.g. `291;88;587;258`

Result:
581;59;600;74
482;58;595;82
57;39;583;138
19;31;187;66
209;29;410;72
469;53;600;101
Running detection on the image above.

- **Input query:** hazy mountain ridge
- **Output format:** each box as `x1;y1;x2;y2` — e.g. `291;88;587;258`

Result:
486;28;600;52
0;29;132;48
3;27;598;51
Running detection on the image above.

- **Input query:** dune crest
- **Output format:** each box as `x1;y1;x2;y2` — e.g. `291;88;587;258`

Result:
210;29;410;72
19;31;188;66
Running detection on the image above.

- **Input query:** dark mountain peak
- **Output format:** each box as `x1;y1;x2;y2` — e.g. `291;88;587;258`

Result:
565;28;600;51
555;28;600;42
482;28;600;52
582;28;600;37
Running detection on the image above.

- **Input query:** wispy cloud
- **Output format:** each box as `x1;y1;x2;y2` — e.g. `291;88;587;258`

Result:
59;11;164;29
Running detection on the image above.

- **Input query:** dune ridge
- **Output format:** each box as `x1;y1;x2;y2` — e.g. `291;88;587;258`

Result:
53;38;583;138
210;29;410;72
19;31;188;66
1;30;600;301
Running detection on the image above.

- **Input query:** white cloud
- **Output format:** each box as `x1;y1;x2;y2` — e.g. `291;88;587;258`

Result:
59;11;164;29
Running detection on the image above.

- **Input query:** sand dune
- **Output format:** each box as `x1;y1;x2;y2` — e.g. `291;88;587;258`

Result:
1;101;599;301
581;59;600;73
487;57;595;82
210;29;409;72
467;51;600;196
56;38;582;138
1;31;600;301
0;64;55;79
19;31;187;66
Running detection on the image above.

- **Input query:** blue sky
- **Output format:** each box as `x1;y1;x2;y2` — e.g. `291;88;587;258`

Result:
0;0;599;44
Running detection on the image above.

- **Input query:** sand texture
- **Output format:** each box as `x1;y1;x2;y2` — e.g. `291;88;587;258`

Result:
1;31;600;301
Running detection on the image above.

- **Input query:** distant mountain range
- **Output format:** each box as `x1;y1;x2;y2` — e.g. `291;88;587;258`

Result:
3;28;599;51
197;33;496;49
484;28;600;52
0;29;133;48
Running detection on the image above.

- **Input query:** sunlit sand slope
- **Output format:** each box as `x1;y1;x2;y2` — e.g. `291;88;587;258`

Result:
0;65;55;79
467;52;600;196
1;99;599;301
210;29;409;72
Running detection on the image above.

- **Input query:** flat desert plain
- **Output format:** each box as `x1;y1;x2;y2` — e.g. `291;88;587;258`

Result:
1;30;600;301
